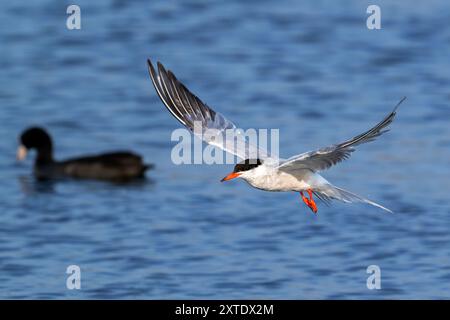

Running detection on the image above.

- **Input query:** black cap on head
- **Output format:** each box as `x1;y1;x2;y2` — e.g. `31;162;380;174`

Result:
233;159;262;173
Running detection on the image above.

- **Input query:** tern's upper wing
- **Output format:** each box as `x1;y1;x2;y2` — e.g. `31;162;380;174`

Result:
278;97;406;173
147;59;270;160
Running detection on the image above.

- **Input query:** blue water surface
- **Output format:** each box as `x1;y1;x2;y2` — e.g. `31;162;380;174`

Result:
0;0;449;299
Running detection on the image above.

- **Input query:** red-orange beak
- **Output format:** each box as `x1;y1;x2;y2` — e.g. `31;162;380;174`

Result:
221;172;241;182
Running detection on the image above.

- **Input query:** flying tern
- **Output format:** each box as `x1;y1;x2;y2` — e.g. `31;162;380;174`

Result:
147;59;405;214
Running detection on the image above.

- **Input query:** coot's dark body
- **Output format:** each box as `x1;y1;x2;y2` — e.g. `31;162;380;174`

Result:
34;151;150;181
18;127;152;181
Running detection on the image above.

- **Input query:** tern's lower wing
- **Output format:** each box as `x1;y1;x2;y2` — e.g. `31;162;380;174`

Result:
278;97;406;173
147;59;272;160
314;185;393;213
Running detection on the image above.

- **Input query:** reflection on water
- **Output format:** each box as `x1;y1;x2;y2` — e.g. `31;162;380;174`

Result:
17;175;155;196
0;0;449;299
18;175;56;195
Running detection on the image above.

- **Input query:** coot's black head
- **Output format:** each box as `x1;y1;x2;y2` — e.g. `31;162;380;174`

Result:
221;159;262;182
17;127;53;162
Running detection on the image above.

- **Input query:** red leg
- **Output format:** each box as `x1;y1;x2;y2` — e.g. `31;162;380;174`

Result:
299;190;318;214
300;191;309;205
307;189;318;214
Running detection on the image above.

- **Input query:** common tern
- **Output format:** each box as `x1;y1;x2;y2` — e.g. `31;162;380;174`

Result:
147;59;405;214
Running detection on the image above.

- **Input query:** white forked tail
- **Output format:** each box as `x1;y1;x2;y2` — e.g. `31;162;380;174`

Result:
319;185;393;213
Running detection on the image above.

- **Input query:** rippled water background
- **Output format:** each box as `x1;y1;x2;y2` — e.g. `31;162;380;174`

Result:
0;0;449;299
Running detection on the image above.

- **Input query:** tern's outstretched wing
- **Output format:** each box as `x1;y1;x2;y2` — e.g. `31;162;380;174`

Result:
278;97;406;173
147;59;271;160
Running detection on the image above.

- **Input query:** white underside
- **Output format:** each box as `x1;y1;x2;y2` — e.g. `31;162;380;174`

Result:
236;163;392;212
239;164;327;192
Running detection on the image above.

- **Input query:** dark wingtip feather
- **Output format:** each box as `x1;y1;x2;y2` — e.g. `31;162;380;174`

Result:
157;61;166;74
393;96;407;113
146;58;154;76
147;59;157;76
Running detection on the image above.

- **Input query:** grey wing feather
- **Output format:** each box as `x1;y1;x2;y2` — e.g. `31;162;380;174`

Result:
312;191;333;206
279;97;406;173
147;59;271;160
314;185;393;213
148;59;224;130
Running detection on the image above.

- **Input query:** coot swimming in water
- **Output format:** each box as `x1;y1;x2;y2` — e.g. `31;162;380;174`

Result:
17;127;152;181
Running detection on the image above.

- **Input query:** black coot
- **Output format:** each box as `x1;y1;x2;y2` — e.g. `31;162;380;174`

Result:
17;127;152;181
